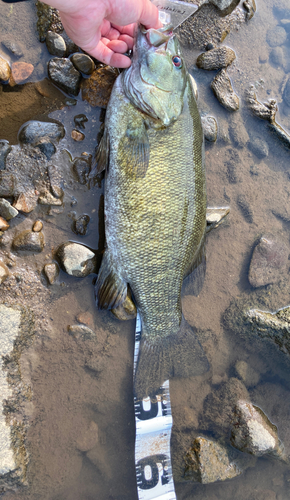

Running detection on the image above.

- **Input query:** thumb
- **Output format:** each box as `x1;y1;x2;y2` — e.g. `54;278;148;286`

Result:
138;0;160;28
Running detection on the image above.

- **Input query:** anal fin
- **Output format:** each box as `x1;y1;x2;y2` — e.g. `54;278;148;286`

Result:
182;237;206;297
95;250;127;310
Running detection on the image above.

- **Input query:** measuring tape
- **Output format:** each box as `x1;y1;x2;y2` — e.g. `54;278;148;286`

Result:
134;312;177;500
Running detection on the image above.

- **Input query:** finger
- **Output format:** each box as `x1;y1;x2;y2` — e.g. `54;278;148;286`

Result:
103;39;128;54
89;40;131;68
101;24;122;41
118;34;134;50
111;23;136;38
139;1;160;29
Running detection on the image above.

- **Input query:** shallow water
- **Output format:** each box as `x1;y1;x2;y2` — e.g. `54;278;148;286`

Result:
0;0;290;499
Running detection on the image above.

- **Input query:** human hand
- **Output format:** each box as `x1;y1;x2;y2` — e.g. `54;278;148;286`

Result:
43;0;160;68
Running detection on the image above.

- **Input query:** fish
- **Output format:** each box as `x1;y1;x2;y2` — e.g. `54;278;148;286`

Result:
92;23;209;399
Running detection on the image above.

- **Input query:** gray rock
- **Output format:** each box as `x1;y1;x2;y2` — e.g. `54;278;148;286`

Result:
18;120;65;146
1;39;23;58
197;46;236;70
73;156;91;184
57;242;97;277
266;26;287;47
48;57;82;96
248;233;288;288
273;0;290;19
211;69;239;111
0;140;12;170
71;53;95;75
0;198;18;221
62;32;79;56
237;194;253;223
45;31;66;57
283;76;290;107
206;206;230;233
13;191;38;214
229;113;249;148
225;148;242;183
75;420;99;452
12;230;45;252
201;115;218;142
269;47;285;67
35;138;56;160
38;189;62;206
73;215;90;236
209;0;238;10
0;56;11;83
245;305;290;359
43;262;59;284
184;436;255;484
248;137;269;158
280;19;290;31
0;172;14;197
68;324;96;338
0;262;9;284
234;360;260;387
230;400;285;459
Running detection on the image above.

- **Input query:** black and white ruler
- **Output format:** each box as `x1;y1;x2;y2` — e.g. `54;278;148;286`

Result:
133;312;177;500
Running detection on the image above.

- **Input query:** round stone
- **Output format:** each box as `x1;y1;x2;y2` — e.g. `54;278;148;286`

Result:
71;129;85;141
266;26;287;48
11;62;34;84
57;242;97;277
248;233;288;288
46;31;66;57
201;115;218;142
32;220;43;232
0;198;18;221
1;40;23;58
0;56;11;83
44;262;59;284
71;53;95;75
18;121;65;145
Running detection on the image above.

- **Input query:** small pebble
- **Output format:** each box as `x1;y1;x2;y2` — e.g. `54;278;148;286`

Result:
71;53;95;75
44;262;59;284
266;26;287;48
76;311;94;328
71;129;85;141
196;46;236;70
269;47;284;67
248;233;288;288
201;115;218;142
38;190;62;205
11;62;34;84
68;324;96;338
0;216;9;231
45;31;66;57
211;69;239;112
237;194;253;223
57;242;97;277
0;198;18;220
0;56;11;82
35;139;56;160
48;57;81;96
0;140;12;170
248;137;269;158
13;192;38;213
32;220;43;232
1;40;23;58
73;157;91;184
74;114;88;130
73;214;90;235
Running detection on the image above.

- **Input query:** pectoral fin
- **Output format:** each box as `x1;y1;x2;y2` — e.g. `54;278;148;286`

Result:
95;250;127;310
89;128;110;186
118;119;149;179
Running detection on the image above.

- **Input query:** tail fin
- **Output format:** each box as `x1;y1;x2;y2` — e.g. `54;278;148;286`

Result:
134;316;209;400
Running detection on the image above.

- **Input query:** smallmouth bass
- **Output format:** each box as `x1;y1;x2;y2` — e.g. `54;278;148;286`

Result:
93;24;209;399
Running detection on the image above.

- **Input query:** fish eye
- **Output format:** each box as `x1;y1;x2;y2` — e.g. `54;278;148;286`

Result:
172;56;182;68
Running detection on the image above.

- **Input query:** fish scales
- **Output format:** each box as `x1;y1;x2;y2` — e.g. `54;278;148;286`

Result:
94;25;209;398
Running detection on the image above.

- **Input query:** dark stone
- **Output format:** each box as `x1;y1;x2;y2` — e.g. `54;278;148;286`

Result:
73;156;92;184
196;46;236;70
62;32;79;56
248;137;269;158
56;242;97;277
237;194;253;223
0;141;11;170
45;31;66;57
48;58;81;96
74;114;88;130
36;0;63;42
1;40;23;58
35;138;56;160
81;66;118;108
71;53;95;75
73;214;90;235
12;230;44;252
248;233;288;288
18;120;65;145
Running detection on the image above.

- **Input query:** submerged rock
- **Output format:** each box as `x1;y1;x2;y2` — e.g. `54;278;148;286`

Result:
34;138;56;160
81;66;119;108
73;214;90;236
201;115;218;142
18;120;65;146
57;242;97;277
211;69;239;111
43;262;59;284
248;234;288;288
32;220;43;232
1;39;23;58
0;172;14;197
197;46;236;70
206;206;230;232
74;114;88;130
11;62;34;84
48;57;81;96
12;230;45;252
228;113;249;148
234;360;260;387
111;293;137;321
38;190;62;205
71;129;85;142
230;400;285;459
13;192;38;214
45;31;66;57
0;199;18;221
36;0;63;42
283;76;290;107
68;324;96;338
73;156;92;184
0;57;11;83
0;140;12;170
237;194;253;223
75;420;99;452
248;137;269;158
71;53;95;75
266;26;287;48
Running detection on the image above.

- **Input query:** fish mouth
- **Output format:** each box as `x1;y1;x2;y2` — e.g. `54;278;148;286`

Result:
137;23;174;51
